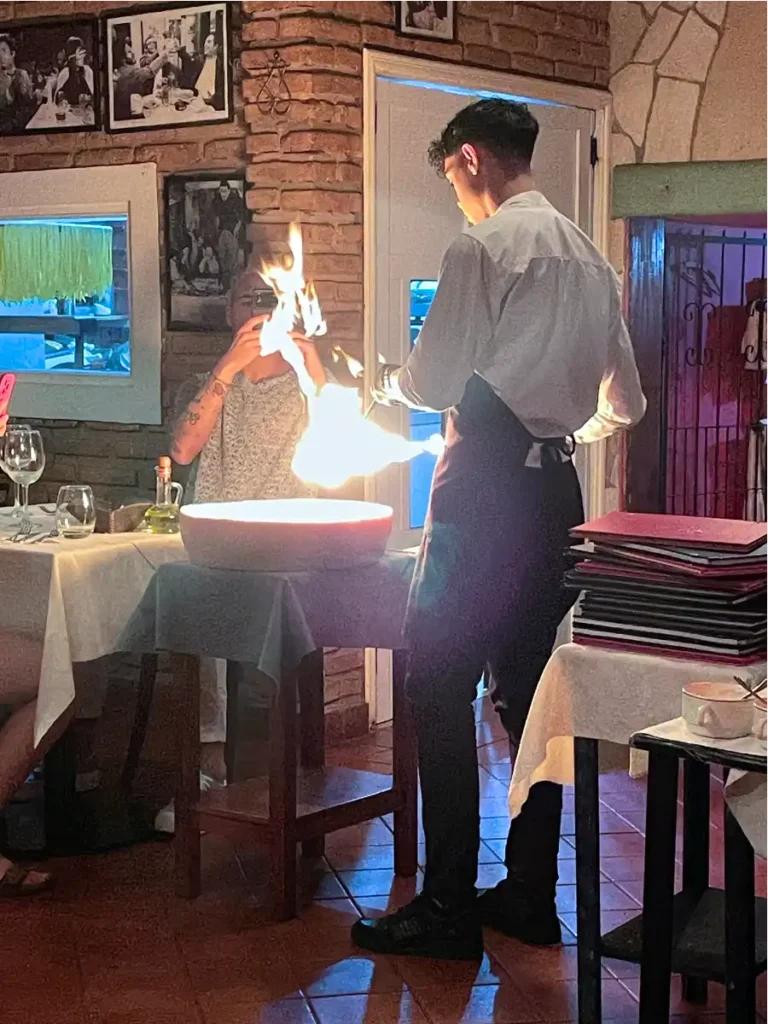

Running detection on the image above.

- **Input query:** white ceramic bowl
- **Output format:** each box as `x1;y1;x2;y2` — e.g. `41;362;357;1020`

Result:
681;681;754;740
180;498;394;572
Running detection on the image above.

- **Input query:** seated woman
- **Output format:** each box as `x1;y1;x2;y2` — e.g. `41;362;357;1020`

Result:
154;263;325;832
0;415;70;895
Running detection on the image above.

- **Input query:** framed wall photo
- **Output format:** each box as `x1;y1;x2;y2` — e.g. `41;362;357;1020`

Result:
396;2;456;42
105;2;232;133
0;18;100;136
166;173;248;331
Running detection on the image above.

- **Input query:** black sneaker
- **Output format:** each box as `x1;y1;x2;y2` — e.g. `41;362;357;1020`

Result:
351;893;484;961
478;882;561;946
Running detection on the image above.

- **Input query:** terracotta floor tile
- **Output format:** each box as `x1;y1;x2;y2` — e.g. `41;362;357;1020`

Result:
337;869;422;899
412;982;541;1024
302;956;408;997
598;833;646;859
515;977;638;1023
197;994;315;1024
479;817;513;840
394;952;506;992
311;992;428;1023
475;861;507;889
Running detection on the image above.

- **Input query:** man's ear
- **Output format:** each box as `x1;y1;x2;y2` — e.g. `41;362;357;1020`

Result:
460;142;480;176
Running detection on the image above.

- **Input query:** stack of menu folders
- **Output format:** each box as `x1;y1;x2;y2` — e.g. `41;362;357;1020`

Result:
566;511;767;665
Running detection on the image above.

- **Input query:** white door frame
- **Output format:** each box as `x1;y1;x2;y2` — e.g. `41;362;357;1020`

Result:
362;50;614;722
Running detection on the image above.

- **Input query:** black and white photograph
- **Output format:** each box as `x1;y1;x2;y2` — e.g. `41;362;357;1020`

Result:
0;18;100;136
397;1;456;41
105;2;232;133
166;174;248;331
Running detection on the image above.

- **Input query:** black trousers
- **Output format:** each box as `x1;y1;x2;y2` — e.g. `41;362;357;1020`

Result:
404;376;584;906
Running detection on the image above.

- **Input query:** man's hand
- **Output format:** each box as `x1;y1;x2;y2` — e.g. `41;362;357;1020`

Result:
290;332;326;390
214;314;268;382
371;363;401;406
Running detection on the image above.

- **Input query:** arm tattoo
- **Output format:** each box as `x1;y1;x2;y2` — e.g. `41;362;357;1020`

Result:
185;410;200;425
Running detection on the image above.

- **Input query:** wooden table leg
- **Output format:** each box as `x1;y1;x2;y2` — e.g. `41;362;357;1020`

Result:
225;661;240;784
681;760;710;1004
298;649;325;860
173;652;201;899
638;747;679;1024
725;807;756;1024
392;649;418;878
575;737;602;1024
121;653;158;792
43;725;78;853
270;670;298;920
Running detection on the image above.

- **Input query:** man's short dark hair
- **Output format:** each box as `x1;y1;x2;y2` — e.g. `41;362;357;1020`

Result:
0;33;16;54
428;98;539;176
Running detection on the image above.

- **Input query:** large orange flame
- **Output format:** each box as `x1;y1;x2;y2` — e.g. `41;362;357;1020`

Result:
259;224;443;489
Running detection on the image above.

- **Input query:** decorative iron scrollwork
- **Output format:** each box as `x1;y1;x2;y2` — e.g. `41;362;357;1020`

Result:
252;50;291;116
683;301;716;368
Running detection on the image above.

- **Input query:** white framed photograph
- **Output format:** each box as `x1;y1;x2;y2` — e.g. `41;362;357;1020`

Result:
397;2;456;42
0;18;100;136
105;2;232;133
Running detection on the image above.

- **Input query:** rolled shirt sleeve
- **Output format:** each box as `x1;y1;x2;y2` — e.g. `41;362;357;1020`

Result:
573;280;646;444
385;234;495;412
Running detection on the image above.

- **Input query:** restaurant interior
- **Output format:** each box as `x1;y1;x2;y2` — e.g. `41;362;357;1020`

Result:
0;2;766;1023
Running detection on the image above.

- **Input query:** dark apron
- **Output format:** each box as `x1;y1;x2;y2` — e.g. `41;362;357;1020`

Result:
404;373;584;721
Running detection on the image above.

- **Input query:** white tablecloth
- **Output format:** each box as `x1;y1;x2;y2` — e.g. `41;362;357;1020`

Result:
0;511;185;745
118;553;416;687
509;642;766;817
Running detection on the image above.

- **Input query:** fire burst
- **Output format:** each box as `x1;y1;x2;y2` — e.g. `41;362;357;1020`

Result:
259;225;444;490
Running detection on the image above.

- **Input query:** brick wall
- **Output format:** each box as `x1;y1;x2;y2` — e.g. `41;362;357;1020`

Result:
241;0;610;371
1;1;609;730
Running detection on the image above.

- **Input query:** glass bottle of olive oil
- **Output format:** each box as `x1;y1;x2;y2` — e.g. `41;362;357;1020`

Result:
144;456;184;534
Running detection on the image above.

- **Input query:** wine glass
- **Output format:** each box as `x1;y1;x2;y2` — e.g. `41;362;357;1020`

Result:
3;429;45;520
55;485;96;539
0;424;32;517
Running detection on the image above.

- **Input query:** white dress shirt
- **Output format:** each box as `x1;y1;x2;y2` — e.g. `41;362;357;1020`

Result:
387;191;646;443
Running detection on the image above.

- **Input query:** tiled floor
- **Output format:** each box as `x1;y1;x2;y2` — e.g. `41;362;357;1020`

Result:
2;697;765;1024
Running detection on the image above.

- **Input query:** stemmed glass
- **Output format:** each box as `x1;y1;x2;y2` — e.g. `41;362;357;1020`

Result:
3;429;45;520
0;424;32;517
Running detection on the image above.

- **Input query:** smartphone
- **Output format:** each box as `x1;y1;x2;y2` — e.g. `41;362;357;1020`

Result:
0;372;16;415
251;289;278;317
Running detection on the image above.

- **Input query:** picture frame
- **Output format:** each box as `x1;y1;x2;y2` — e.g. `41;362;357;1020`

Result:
0;17;101;136
104;1;232;133
165;172;248;332
396;2;456;42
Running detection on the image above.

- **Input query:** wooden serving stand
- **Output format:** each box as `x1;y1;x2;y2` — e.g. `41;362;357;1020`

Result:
172;647;417;920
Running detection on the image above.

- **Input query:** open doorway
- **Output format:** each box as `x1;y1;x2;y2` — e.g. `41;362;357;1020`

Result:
625;215;766;521
362;52;613;723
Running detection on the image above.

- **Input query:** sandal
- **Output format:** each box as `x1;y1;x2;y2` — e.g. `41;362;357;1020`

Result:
0;862;53;898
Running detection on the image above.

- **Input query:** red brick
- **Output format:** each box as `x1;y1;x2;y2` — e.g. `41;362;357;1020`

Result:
246;132;280;155
555;61;595;84
305;252;361;278
204;139;246;163
245;187;281;211
268;42;336;68
556;12;600;41
334;46;363;74
507;4;557;33
0;155;12;172
463;44;511;70
14;153;74;171
134;143;202;170
457;15;494;46
285;70;362;102
247;159;359;185
494;24;537;53
282;129;361;158
74;148;134;167
13;1;74;15
346;1;392;20
510;53;555;78
280;14;363;45
362;24;402;47
537;33;581;62
2;133;79;155
325;310;363;336
280;188;362;216
580;41;610;69
409;38;463;60
241;17;279;41
595;67;611;88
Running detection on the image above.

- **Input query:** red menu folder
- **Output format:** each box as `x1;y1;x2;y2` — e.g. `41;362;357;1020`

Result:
571;511;767;553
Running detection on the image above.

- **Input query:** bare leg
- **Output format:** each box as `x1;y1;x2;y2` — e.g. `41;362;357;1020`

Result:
0;695;73;887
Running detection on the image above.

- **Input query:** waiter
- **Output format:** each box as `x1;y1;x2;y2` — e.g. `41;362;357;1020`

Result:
352;99;646;961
